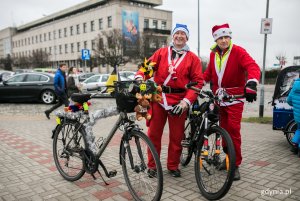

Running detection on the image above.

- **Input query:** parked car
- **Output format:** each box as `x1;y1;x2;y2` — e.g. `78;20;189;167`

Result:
119;71;135;80
80;73;130;93
0;70;14;82
0;72;56;104
14;69;34;74
78;72;96;82
34;68;57;74
80;74;109;93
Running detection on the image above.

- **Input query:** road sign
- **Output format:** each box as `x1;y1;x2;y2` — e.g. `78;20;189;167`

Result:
260;18;273;34
81;49;90;60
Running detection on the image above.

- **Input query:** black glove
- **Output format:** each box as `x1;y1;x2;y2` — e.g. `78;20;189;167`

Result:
244;81;257;102
170;101;188;115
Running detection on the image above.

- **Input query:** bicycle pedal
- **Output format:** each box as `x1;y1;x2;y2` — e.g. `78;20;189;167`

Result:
108;170;117;178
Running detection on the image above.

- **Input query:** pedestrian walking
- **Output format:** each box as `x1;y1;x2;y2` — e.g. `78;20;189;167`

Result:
287;77;300;156
135;23;204;177
44;64;69;119
67;67;80;97
203;23;261;180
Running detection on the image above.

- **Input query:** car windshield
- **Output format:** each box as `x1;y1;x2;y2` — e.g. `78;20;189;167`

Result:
84;75;100;83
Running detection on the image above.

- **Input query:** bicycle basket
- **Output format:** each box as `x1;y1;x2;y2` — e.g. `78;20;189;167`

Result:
114;81;138;113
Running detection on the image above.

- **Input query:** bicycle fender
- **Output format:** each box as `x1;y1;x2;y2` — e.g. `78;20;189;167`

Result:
51;124;60;139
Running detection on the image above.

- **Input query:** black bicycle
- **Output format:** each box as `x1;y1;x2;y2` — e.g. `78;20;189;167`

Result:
181;82;243;200
51;81;163;201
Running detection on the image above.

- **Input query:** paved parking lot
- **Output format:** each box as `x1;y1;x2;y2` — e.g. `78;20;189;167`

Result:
0;84;299;200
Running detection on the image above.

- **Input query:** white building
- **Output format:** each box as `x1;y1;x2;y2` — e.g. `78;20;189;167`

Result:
1;0;172;70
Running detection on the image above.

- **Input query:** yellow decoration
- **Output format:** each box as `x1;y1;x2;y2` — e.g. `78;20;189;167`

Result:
139;83;147;91
56;117;61;125
139;58;156;77
83;102;89;111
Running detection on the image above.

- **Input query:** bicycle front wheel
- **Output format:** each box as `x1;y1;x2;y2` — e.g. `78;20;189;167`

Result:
120;130;163;201
53;120;87;181
285;120;296;146
195;126;236;200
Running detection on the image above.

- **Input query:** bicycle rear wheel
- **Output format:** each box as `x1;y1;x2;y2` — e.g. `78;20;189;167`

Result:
195;126;236;200
120;130;163;201
53;120;86;181
180;117;197;166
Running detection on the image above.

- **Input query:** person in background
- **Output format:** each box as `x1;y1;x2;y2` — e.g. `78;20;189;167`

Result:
203;23;261;181
67;67;80;97
44;64;69;119
287;76;300;156
135;23;203;177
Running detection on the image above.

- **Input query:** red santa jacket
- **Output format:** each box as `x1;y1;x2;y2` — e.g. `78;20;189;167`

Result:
203;44;260;105
135;46;203;109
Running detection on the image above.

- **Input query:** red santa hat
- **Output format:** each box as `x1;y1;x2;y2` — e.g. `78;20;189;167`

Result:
212;23;232;41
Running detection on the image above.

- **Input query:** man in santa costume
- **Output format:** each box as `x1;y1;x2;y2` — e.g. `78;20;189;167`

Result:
203;23;261;180
135;23;203;177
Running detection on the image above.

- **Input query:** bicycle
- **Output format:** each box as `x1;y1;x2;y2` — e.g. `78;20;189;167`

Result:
51;81;163;201
181;82;243;200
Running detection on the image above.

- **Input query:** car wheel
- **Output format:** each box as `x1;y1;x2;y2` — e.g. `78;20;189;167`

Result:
41;90;56;104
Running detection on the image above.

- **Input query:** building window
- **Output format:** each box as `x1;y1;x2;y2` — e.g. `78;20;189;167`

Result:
77;42;80;52
99;18;103;30
108;16;112;28
91;20;95;31
65;44;68;53
84;41;87;49
71;43;74;53
76;24;80;34
49;47;52;55
59;45;62;54
144;19;149;28
70;26;73;36
24;38;27;46
64;28;67;37
161;21;166;30
58;29;62;38
32;36;34;44
40;34;42;42
28;37;30;45
44;33;47;41
91;40;95;50
153;20;158;29
48;32;51;40
83;23;87;33
36;35;38;43
53;31;56;39
54;46;57;55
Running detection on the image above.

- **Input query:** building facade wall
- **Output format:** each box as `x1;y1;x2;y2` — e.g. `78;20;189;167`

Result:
11;0;172;68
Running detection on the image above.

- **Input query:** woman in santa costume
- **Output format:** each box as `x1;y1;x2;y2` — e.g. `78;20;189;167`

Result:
203;23;261;181
135;23;203;177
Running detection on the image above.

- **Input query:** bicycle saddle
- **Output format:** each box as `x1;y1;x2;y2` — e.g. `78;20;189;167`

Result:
71;93;91;104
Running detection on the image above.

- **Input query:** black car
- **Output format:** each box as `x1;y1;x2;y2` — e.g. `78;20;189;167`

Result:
0;70;14;82
0;72;56;104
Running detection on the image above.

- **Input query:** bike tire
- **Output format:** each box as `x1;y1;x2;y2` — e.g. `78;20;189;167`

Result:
53;120;86;181
180;119;196;166
285;120;296;146
120;130;163;201
194;126;236;200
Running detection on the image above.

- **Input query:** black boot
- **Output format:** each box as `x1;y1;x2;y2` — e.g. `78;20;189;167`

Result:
147;169;157;178
234;167;241;181
168;169;181;177
44;110;50;119
290;144;298;155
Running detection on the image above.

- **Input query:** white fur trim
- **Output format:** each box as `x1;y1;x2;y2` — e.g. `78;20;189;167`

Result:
247;79;259;85
172;27;189;39
134;75;143;80
213;27;232;41
183;98;191;106
220;99;244;106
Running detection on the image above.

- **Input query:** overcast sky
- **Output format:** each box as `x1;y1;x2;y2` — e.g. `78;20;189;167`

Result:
1;0;300;68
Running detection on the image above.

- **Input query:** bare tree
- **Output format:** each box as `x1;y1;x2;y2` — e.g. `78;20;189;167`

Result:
276;54;287;69
94;29;128;73
0;54;13;71
31;49;50;68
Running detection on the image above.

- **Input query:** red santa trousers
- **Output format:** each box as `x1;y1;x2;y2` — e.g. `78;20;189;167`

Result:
147;102;187;170
219;103;244;167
